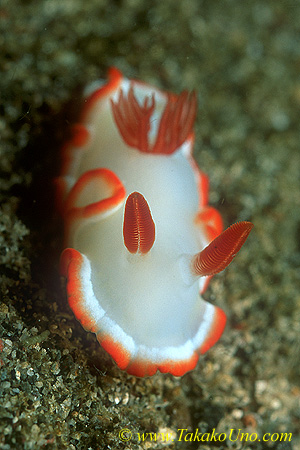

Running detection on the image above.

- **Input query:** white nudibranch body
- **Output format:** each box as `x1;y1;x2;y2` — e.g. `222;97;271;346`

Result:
57;68;253;376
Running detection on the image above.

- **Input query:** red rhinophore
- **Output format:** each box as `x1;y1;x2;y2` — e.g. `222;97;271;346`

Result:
123;192;155;254
111;86;197;154
192;221;254;277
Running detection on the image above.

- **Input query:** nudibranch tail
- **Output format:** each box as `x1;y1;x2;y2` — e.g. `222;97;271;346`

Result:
123;192;155;254
192;221;254;277
111;86;197;154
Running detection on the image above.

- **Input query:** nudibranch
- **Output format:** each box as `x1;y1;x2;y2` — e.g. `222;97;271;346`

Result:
57;68;253;377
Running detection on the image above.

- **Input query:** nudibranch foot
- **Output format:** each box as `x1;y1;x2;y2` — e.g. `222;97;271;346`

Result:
58;67;253;377
61;245;228;376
